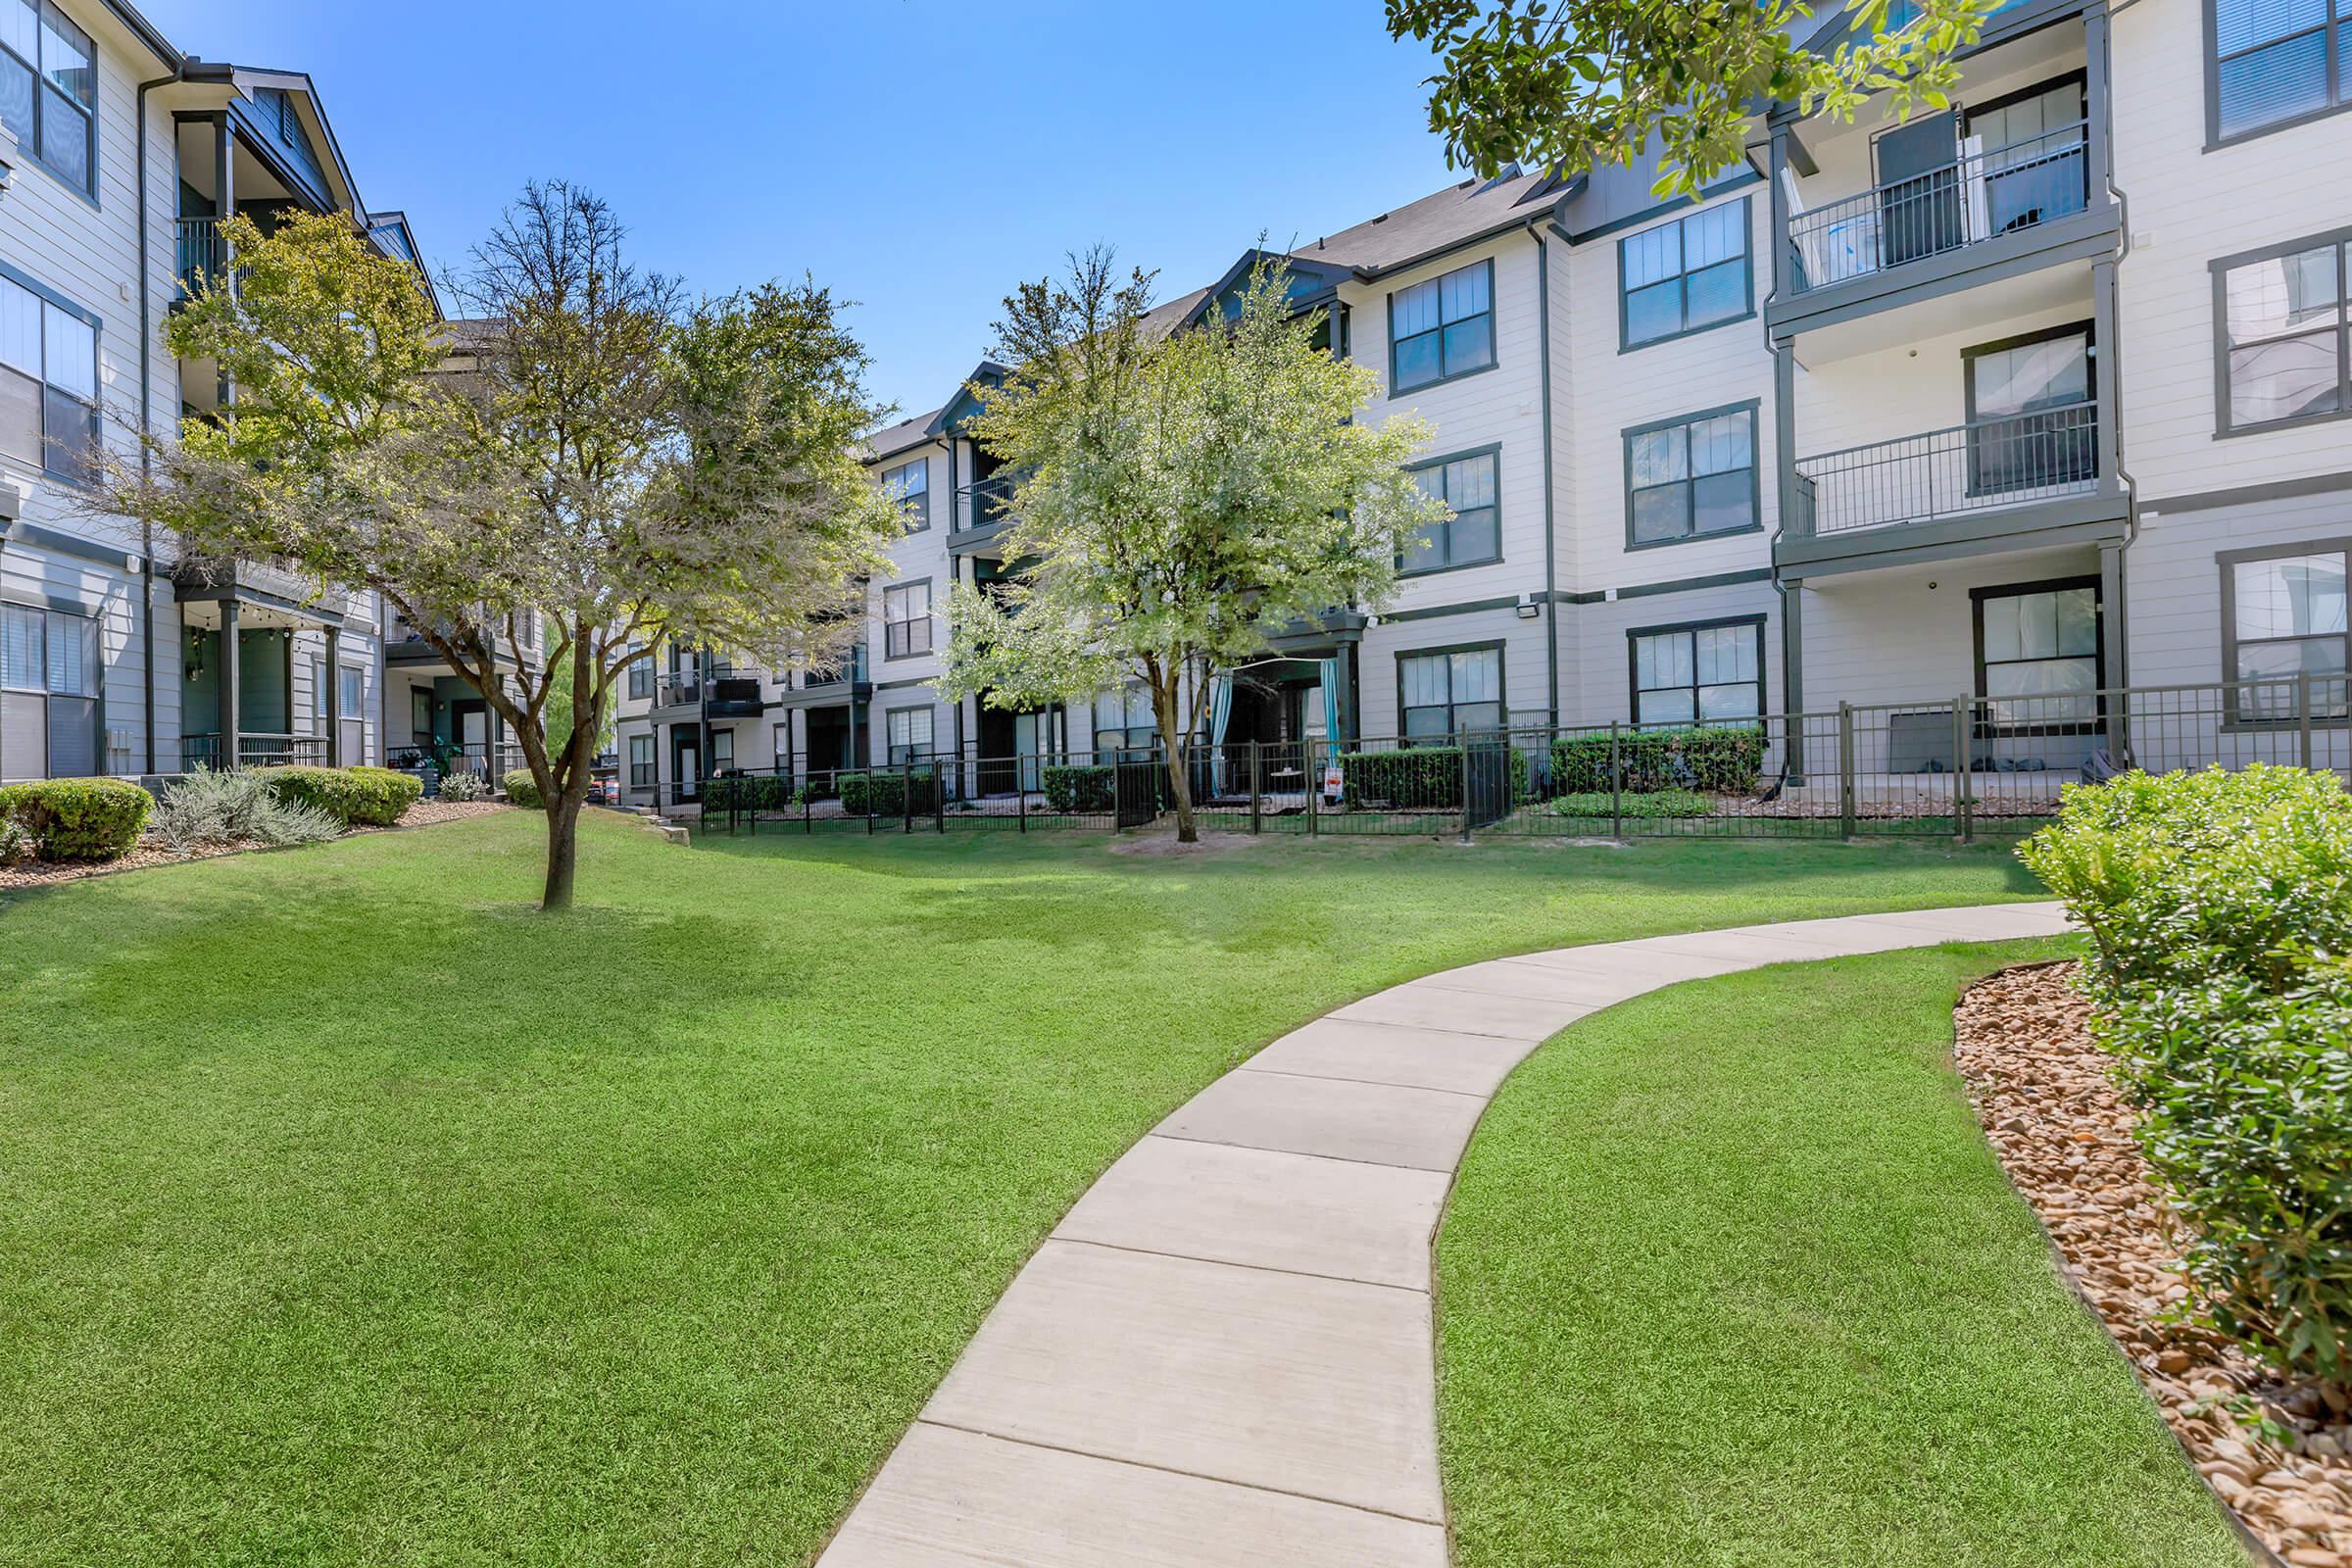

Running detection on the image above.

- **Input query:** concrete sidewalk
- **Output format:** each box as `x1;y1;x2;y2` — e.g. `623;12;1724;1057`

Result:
817;901;2074;1566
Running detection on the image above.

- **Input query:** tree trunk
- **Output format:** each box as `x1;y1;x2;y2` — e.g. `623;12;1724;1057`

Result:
1150;663;1198;843
1165;741;1199;843
541;796;580;911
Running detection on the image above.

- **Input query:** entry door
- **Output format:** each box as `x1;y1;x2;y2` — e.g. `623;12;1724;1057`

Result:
1874;110;1962;268
453;699;487;765
1013;711;1042;793
673;727;701;801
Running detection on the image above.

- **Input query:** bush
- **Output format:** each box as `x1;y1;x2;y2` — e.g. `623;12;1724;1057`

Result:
0;814;32;866
1;776;153;860
1332;746;1531;810
503;770;542;808
705;774;793;811
838;769;943;817
152;767;341;851
434;769;485;803
1551;724;1764;794
263;765;423;827
1042;764;1114;813
2019;764;2352;1386
1550;788;1714;819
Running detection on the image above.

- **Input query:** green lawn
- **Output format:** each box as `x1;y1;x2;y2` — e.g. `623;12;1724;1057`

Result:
0;810;2050;1566
1437;940;2244;1568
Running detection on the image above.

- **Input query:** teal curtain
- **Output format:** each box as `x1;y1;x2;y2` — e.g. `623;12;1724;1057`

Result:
1208;672;1233;793
1318;657;1341;744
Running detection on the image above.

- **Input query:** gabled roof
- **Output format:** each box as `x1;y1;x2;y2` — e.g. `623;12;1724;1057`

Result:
864;413;942;463
1176;253;1350;330
926;360;1009;437
1286;165;1568;278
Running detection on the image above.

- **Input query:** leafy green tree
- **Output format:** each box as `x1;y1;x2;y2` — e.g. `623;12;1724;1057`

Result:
110;191;897;908
1387;0;1992;197
941;252;1446;843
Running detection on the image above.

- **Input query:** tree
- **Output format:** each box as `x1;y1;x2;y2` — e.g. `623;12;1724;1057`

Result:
1386;0;1992;198
939;250;1446;844
109;191;899;908
542;655;613;770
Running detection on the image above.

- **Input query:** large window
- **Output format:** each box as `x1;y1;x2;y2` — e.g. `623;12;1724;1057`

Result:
2215;230;2349;433
0;600;99;780
1095;686;1157;754
2224;542;2350;721
1620;199;1750;350
626;648;653;701
1964;322;2096;494
1629;618;1763;726
885;706;934;763
1389;261;1494;393
2210;0;2349;143
627;732;654;789
1626;405;1758;547
883;580;931;659
883;457;929;531
0;2;95;195
0;271;98;483
1403;449;1500;573
1974;579;2101;730
1399;645;1502;737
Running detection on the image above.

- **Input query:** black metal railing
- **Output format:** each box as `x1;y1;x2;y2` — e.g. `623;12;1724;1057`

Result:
178;732;329;771
173;216;229;301
384;739;526;792
954;472;1018;534
1787;121;2089;293
796;645;868;690
1792;400;2100;536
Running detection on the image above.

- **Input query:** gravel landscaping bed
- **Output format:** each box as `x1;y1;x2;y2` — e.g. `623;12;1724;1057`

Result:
1957;960;2352;1568
0;800;514;893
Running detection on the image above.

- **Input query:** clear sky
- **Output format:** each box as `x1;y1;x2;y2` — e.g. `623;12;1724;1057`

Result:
134;0;1467;425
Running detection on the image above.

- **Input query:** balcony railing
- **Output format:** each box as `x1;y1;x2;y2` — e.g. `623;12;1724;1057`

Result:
179;732;329;771
955;472;1017;534
1791;400;2100;536
1786;122;2089;294
798;644;869;691
173;216;228;301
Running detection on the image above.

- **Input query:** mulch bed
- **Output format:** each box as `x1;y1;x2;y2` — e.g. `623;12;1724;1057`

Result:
1955;961;2352;1568
0;800;514;894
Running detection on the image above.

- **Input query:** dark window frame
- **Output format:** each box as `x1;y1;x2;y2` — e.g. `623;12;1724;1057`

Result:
0;593;102;779
882;577;933;661
1621;400;1763;552
1617;196;1754;353
1624;613;1767;728
0;260;102;486
883;455;931;532
1400;443;1504;577
2219;535;2352;728
1968;574;2106;737
1387;258;1498;395
625;648;653;701
627;731;655;789
2210;224;2352;438
1394;638;1508;740
1094;684;1159;757
1959;317;2099;497
883;703;935;764
0;1;99;202
2203;0;2351;150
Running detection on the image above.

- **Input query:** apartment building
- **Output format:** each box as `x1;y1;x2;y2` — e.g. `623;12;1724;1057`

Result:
617;0;2352;809
0;0;531;789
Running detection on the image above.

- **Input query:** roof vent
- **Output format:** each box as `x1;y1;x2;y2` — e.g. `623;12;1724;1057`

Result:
1369;213;1388;224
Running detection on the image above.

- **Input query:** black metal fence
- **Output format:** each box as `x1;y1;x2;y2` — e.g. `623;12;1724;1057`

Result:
660;675;2352;845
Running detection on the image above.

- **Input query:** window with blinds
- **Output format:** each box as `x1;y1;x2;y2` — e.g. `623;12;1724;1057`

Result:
2212;0;2348;141
0;601;98;781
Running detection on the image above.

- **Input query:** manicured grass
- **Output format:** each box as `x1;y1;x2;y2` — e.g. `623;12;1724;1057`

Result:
0;811;2045;1566
1437;940;2245;1568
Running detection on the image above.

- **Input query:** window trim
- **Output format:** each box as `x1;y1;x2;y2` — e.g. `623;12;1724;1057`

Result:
0;2;100;204
1393;637;1508;740
2219;535;2352;729
1617;195;1755;354
627;730;655;789
1094;684;1160;757
882;576;933;662
0;258;103;486
1386;258;1498;395
0;593;103;780
1968;574;2106;737
883;703;936;763
1400;442;1504;578
2209;224;2352;439
1621;400;1764;553
2203;0;2352;151
883;455;931;532
1624;613;1767;728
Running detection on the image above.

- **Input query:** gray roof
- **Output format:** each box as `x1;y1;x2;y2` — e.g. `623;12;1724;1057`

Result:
1138;286;1212;339
1287;167;1564;278
865;413;942;462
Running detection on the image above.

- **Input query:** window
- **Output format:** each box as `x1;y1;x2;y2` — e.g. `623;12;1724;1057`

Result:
1964;322;2096;494
1403;449;1500;573
626;648;653;701
0;272;98;482
1389;261;1494;392
1626;406;1758;547
883;581;931;659
2215;231;2349;433
1630;619;1763;726
313;657;328;721
885;706;934;763
0;2;95;195
1620;199;1750;349
2209;0;2349;143
341;665;364;717
1095;687;1158;754
1;600;99;780
1974;579;2101;730
1399;646;1502;737
883;457;929;531
711;728;733;773
2224;543;2350;721
1967;76;2089;237
628;733;654;789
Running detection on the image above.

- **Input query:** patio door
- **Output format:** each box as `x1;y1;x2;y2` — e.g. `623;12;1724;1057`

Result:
1965;322;2096;498
671;725;701;802
1966;76;2087;237
454;699;487;767
1013;710;1043;793
1873;110;1962;268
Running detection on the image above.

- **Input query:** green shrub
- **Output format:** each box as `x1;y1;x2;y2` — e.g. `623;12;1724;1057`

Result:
1551;724;1764;794
435;769;485;804
2;776;153;860
839;770;942;817
503;770;542;808
1550;788;1714;819
0;814;32;866
264;765;422;827
1042;764;1114;813
1333;746;1531;809
154;767;340;850
705;774;794;811
2019;764;2352;1386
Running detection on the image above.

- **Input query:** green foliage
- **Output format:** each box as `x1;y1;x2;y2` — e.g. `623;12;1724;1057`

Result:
2020;765;2352;1387
1551;725;1764;794
503;770;543;809
2;777;153;860
264;765;423;828
434;769;486;804
1387;0;1992;199
1551;788;1714;819
705;775;795;811
1042;764;1114;814
1334;746;1530;809
153;767;341;850
838;771;943;818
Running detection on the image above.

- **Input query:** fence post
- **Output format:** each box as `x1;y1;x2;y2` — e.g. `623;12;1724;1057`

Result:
1306;738;1320;837
1017;762;1027;833
804;775;812;835
1838;702;1857;842
1609;719;1623;841
1250;741;1262;835
1458;735;1474;845
2300;670;2315;770
936;762;947;832
1954;693;1974;845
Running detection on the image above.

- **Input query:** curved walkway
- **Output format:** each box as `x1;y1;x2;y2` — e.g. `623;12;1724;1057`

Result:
817;900;2074;1566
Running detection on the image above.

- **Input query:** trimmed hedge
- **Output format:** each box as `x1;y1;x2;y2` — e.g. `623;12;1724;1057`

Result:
839;770;943;817
264;765;423;827
2020;764;2352;1385
1551;788;1714;819
1551;724;1764;794
1333;746;1531;810
706;774;795;811
0;776;152;860
1042;764;1114;813
503;770;542;808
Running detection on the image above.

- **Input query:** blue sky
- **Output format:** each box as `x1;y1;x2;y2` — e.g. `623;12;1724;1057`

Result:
136;0;1465;423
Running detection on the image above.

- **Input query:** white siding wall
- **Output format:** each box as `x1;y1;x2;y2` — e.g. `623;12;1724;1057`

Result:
2129;493;2352;689
1798;547;2101;710
1568;580;1782;726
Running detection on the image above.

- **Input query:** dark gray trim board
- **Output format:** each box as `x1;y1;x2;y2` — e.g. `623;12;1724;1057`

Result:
2;520;141;569
1767;204;2120;345
1776;497;2130;581
1616;566;1775;600
2142;468;2352;515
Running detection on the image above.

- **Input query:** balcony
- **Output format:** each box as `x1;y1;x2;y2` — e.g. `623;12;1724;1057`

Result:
783;644;870;707
1779;400;2127;574
181;732;328;771
173;216;229;303
951;472;1018;550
